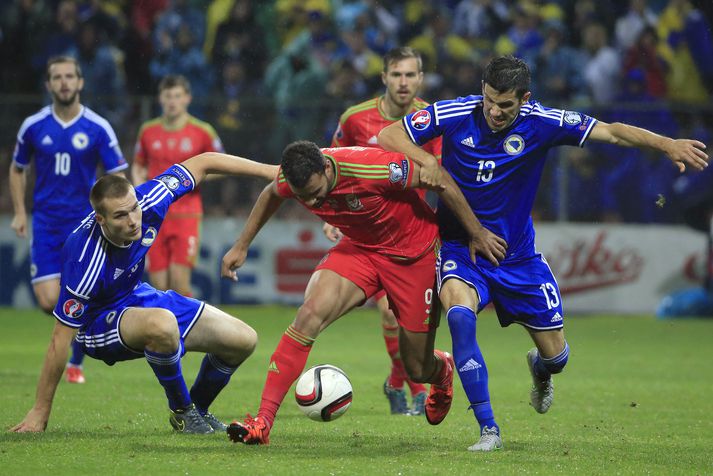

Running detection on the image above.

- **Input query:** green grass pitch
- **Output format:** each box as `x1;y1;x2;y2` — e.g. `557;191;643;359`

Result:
1;306;712;475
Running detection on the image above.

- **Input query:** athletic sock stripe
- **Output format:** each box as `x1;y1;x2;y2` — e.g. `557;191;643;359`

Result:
145;348;182;365
542;343;570;364
208;353;238;374
285;326;314;346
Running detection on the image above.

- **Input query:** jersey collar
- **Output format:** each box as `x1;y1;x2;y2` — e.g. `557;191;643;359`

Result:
52;105;85;129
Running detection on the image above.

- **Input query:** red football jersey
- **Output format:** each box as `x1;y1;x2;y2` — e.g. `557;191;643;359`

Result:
331;95;442;159
134;116;223;216
276;147;439;260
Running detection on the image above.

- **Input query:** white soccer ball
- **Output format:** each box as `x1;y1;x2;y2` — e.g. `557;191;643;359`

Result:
295;364;353;422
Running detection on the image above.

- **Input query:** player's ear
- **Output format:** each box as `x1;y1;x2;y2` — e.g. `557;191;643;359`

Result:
521;91;531;104
381;70;387;87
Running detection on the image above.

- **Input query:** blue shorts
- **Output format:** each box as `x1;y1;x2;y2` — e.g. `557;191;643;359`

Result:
75;282;205;365
436;241;564;330
31;214;86;283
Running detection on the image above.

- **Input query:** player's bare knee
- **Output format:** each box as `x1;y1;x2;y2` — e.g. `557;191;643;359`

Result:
144;309;180;351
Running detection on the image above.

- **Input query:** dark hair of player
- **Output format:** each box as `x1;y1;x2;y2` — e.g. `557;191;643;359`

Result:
158;74;192;95
482;55;531;99
281;141;325;189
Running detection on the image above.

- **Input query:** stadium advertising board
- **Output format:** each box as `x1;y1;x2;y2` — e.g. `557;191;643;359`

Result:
0;218;706;313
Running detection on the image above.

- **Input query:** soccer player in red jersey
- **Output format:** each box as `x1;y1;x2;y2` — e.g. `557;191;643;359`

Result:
132;75;224;297
328;47;442;415
221;141;507;445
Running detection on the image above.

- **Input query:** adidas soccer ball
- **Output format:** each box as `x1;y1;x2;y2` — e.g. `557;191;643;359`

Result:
295;364;353;422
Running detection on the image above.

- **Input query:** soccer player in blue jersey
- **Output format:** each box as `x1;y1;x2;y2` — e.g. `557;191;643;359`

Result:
9;56;129;384
379;55;709;451
11;152;277;434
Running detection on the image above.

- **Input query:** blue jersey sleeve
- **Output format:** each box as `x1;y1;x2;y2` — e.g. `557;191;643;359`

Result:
402;96;482;146
52;226;103;328
12;118;35;169
138;164;197;222
96;120;127;173
537;107;598;148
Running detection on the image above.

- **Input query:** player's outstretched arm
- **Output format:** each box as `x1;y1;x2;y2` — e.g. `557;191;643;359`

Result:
9;164;28;238
10;322;75;432
378;121;443;190
589;121;709;173
221;183;285;281
181;152;278;186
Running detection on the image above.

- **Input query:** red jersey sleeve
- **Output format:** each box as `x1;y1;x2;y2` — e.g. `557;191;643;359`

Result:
330;117;354;147
133;127;148;166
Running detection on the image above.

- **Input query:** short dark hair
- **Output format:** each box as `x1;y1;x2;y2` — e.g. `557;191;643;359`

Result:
90;175;133;215
281;141;325;189
46;56;82;81
158;74;191;94
482;56;531;98
383;47;423;73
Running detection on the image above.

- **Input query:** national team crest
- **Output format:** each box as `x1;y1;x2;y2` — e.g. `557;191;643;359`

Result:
141;227;157;246
410;110;431;130
158;175;180;190
563;111;582;125
72;132;89;150
63;299;85;318
503;134;525;155
345;194;363;211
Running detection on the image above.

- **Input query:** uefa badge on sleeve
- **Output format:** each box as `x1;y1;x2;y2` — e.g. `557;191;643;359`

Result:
63;299;85;318
410;110;431;130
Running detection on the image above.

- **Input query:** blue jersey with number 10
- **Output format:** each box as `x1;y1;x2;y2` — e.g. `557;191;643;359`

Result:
12;105;127;220
403;95;597;258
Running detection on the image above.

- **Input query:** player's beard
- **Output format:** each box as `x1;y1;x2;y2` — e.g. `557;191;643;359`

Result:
52;89;79;107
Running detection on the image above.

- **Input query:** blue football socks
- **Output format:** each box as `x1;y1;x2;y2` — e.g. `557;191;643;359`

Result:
190;353;238;415
447;305;498;432
145;345;191;411
532;342;570;378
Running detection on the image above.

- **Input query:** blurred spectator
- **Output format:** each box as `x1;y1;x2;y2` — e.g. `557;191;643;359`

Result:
581;22;621;104
453;0;509;44
657;0;711;102
285;10;349;69
533;20;587;105
595;69;680;222
0;0;52;93
33;0;80;78
352;1;400;55
409;10;474;73
614;0;658;51
212;0;268;83
553;147;607;222
150;24;214;106
263;44;327;158
125;0;169;93
76;21;128;126
494;4;543;66
622;26;668;98
340;28;382;83
153;0;206;53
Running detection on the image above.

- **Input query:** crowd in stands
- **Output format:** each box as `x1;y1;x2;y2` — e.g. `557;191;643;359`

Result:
1;0;712;222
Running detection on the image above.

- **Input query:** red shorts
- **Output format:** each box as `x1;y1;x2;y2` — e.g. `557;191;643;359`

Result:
316;240;437;333
147;216;201;272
